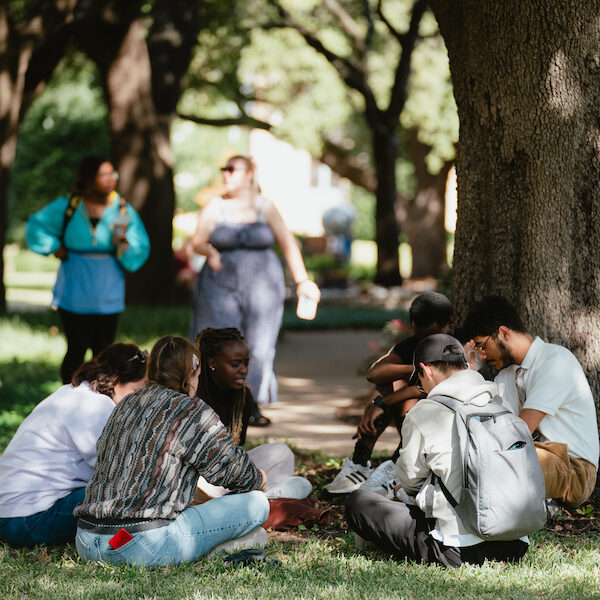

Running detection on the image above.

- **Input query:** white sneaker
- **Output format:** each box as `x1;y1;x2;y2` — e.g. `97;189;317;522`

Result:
325;458;373;494
265;476;313;500
361;460;398;498
206;527;268;558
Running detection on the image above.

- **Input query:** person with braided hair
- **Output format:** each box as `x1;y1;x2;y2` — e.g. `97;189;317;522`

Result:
195;327;313;500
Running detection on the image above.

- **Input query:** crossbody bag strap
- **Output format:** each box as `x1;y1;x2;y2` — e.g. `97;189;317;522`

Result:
60;195;82;246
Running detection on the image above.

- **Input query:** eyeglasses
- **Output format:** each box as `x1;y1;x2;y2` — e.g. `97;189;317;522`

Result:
220;166;244;174
98;171;119;181
473;335;492;353
128;349;148;363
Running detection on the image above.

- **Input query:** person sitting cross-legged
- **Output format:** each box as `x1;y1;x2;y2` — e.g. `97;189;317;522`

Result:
345;334;529;567
326;291;454;495
74;335;269;566
463;296;599;508
194;327;312;501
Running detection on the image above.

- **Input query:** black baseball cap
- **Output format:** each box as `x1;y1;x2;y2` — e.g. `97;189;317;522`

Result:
409;334;467;385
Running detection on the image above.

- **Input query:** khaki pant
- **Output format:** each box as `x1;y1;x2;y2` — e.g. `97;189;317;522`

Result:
535;441;597;508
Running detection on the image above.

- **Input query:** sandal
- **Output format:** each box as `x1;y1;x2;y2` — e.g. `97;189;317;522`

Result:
249;414;272;427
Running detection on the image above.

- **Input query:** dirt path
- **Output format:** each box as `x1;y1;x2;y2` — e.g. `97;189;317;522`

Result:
247;329;400;457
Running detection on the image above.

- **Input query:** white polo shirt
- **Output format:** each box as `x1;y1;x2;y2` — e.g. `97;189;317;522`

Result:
495;337;599;467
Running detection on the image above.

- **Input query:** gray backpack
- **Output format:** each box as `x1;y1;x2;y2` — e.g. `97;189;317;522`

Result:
428;393;547;540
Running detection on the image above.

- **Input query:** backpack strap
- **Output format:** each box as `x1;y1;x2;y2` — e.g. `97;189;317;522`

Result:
432;473;458;507
116;193;127;215
60;195;82;246
425;394;461;510
427;394;462;412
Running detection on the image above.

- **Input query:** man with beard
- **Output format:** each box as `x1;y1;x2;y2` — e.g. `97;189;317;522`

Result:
463;296;598;508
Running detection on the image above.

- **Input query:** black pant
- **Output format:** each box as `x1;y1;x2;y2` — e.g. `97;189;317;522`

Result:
345;489;528;567
58;309;120;384
352;407;405;467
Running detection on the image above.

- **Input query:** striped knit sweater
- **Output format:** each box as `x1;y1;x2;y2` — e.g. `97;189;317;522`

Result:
74;384;263;521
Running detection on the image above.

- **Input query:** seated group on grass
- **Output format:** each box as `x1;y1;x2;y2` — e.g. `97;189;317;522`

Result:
0;329;311;564
331;293;599;566
0;295;597;569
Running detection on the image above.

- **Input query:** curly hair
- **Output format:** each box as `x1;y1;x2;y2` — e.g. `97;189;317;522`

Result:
146;335;197;395
72;155;111;197
72;343;146;399
195;327;248;445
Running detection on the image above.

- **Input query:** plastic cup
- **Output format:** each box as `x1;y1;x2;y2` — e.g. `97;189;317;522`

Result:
296;294;318;320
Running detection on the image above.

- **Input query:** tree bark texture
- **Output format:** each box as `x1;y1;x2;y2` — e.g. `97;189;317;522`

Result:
399;129;451;279
429;1;600;400
0;1;78;312
372;126;403;286
102;19;177;305
77;1;203;304
78;6;177;304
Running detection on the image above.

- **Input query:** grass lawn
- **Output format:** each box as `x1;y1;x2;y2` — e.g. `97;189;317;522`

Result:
1;308;599;599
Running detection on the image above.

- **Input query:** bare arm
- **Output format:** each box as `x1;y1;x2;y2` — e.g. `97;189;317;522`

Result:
263;198;320;301
367;349;413;384
187;202;222;270
519;408;547;435
357;385;424;436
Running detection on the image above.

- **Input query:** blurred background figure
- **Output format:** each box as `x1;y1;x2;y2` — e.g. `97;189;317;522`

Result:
187;155;320;426
26;156;150;383
322;202;356;264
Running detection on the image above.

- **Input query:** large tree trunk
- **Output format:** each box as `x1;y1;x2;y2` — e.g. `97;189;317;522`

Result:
0;34;26;311
372;127;403;286
0;2;77;312
399;130;451;279
78;7;177;304
102;20;177;305
78;1;202;305
429;1;600;399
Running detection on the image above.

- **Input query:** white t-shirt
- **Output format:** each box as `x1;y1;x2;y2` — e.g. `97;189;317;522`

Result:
0;383;115;518
495;337;599;467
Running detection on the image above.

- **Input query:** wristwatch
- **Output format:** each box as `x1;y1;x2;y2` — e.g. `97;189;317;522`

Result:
372;395;386;409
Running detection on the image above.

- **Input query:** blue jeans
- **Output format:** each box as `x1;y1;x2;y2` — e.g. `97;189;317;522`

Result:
75;490;269;566
0;487;85;547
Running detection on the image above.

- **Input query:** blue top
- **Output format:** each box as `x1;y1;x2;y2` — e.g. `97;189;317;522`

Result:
26;193;150;314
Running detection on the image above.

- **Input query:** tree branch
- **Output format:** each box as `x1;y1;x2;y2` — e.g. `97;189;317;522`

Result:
376;0;404;44
265;0;380;115
178;112;272;130
319;139;377;192
386;0;428;120
322;0;363;49
361;0;375;50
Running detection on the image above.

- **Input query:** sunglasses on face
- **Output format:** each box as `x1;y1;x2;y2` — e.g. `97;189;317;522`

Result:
98;171;119;181
220;166;244;174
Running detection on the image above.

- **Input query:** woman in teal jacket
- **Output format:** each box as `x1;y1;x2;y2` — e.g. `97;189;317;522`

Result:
26;156;150;383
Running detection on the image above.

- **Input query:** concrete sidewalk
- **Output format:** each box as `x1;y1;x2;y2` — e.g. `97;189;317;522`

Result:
247;329;400;457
